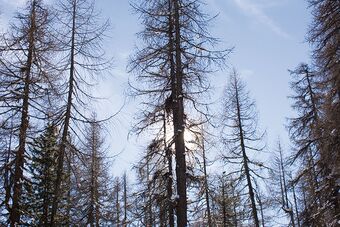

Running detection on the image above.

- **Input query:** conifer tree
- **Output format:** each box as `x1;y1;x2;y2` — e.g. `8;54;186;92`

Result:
210;173;241;226
288;63;325;225
75;118;111;226
0;1;57;224
49;0;111;223
129;1;228;224
307;1;340;224
268;141;297;226
23;123;59;225
132;138;170;226
220;69;266;227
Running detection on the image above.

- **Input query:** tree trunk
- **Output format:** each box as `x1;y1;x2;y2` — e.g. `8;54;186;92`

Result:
88;141;96;227
279;144;295;227
292;185;301;227
146;160;153;227
4;122;13;213
222;176;227;227
116;182;120;226
202;127;212;226
10;1;36;225
256;193;265;227
234;79;260;227
164;111;174;227
172;0;187;225
123;173;127;227
50;0;77;225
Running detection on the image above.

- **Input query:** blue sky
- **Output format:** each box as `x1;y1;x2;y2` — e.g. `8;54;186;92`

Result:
0;0;312;175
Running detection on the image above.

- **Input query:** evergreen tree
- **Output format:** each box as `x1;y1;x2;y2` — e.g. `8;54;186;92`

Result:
23;124;59;225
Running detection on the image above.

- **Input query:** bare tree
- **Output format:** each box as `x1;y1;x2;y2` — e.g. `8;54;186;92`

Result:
131;136;173;226
307;1;340;224
268;140;297;226
287;63;325;225
210;172;241;226
0;0;57;225
220;69;266;227
49;0;111;224
129;0;229;224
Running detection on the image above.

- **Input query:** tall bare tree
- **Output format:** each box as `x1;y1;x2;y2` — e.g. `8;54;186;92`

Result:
49;0;111;224
70;116;111;226
307;1;340;224
268;140;297;226
0;0;57;225
220;69;266;227
129;0;228;224
287;63;325;225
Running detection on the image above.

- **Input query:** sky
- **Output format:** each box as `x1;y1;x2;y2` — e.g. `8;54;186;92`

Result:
0;0;312;176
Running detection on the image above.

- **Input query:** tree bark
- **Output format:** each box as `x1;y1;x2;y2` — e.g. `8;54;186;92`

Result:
164;111;174;227
172;0;187;225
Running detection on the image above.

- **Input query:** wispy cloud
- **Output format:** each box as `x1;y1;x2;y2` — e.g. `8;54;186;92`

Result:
233;0;291;39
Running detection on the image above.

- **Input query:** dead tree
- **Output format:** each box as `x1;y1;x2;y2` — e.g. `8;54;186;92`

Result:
221;69;266;227
129;0;229;224
288;63;329;225
307;1;340;224
0;0;57;225
49;0;111;224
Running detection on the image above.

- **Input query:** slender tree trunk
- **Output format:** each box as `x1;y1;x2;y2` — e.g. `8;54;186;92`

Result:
234;81;260;227
123;173;127;227
222;175;227;227
88;143;96;227
172;0;187;225
65;154;72;225
164;111;174;227
202;127;212;226
4;122;13;212
42;158;51;226
10;2;36;225
292;185;301;227
279;144;295;227
115;180;120;226
146;161;153;227
256;193;265;227
50;1;77;225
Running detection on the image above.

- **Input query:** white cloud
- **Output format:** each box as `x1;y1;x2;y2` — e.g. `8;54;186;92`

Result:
233;0;291;39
